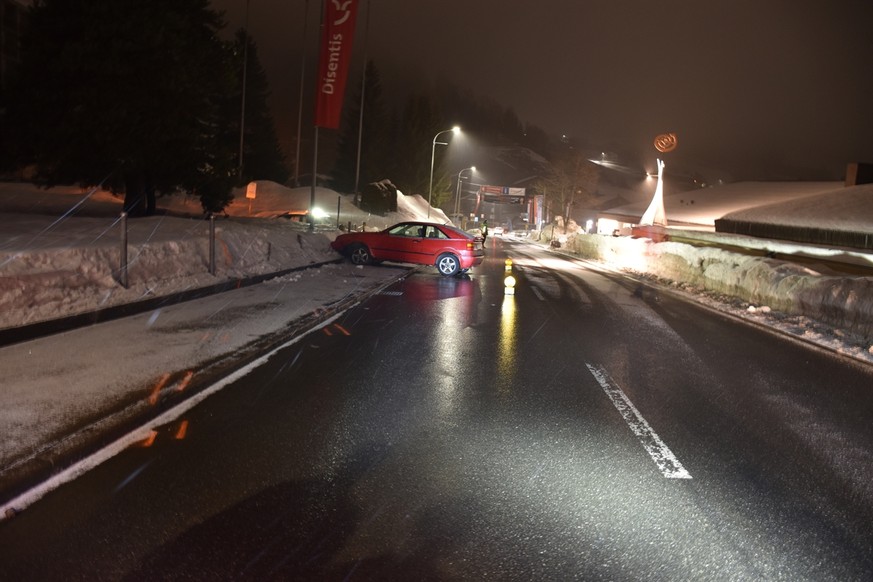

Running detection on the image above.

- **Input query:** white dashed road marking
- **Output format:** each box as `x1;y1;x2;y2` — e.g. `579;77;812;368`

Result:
586;363;692;479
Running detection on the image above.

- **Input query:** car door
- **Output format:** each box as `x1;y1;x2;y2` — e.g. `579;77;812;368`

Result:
378;223;424;264
416;225;448;263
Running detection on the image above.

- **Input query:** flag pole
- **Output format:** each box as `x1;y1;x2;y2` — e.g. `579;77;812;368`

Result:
238;0;251;179
310;0;324;233
353;0;371;195
310;127;319;232
294;0;309;187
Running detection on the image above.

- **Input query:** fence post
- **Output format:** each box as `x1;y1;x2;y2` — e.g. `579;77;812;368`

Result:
209;213;216;276
119;211;129;288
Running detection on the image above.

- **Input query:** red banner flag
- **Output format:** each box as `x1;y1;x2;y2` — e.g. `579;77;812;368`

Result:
314;0;358;129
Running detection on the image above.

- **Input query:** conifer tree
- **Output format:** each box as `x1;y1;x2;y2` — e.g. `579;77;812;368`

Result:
393;94;449;201
4;0;238;215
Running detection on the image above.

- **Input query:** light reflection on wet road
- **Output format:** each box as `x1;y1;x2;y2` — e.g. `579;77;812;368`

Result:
1;238;873;580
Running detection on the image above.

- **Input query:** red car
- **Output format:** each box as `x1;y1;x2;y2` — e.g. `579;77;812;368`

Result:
330;221;484;276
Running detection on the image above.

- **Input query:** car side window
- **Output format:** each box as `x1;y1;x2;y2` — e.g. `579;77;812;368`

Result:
388;225;417;237
387;224;447;238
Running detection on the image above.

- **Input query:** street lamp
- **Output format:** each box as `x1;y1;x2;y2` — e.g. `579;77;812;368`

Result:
455;166;476;222
428;126;461;218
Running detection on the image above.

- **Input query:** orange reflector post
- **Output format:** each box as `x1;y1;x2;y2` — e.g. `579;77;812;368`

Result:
176;371;194;393
140;431;158;448
148;373;171;405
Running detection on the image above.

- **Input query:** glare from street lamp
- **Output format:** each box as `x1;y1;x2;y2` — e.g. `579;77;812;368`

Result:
428;126;461;218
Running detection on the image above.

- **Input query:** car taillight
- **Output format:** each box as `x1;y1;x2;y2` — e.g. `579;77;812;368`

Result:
466;242;474;250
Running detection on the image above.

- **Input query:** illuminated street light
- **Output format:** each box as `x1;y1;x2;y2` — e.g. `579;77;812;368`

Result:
428;126;461;218
454;166;476;222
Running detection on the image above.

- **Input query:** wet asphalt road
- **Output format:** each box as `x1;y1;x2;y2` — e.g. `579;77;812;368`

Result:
2;237;873;580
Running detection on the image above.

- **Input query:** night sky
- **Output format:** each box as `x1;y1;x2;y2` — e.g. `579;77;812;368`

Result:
210;0;873;182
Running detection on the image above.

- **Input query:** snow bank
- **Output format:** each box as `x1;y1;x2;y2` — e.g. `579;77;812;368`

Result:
566;233;873;340
0;214;337;329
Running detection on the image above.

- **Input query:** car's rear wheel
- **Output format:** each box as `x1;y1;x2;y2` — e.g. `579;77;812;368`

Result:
349;244;372;265
436;253;460;276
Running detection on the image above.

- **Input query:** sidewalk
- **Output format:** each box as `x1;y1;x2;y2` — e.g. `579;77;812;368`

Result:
0;261;409;516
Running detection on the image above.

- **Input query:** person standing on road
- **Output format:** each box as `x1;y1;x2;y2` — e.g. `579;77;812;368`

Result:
481;220;489;244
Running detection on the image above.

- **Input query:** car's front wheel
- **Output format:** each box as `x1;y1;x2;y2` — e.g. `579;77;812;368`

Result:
349;244;372;265
436;253;460;276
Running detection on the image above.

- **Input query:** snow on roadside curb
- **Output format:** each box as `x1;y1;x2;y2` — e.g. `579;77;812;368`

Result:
563;233;873;364
0;215;337;330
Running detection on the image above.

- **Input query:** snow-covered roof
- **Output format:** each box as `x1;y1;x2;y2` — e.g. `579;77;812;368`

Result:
598;181;843;228
721;183;873;231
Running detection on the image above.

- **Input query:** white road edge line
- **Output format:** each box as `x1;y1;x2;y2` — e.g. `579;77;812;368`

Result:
530;286;545;301
1;312;345;520
586;363;692;479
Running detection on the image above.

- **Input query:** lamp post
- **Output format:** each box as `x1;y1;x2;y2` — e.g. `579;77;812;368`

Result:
428;126;460;218
455;166;476;222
